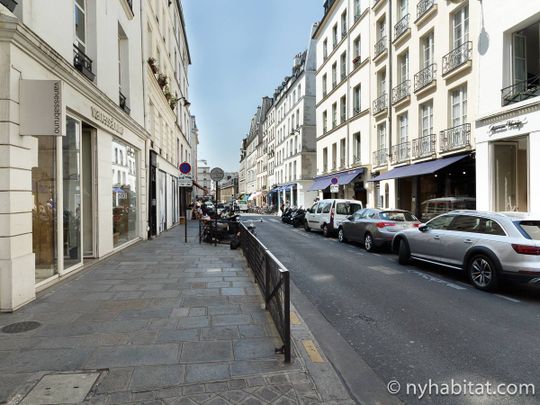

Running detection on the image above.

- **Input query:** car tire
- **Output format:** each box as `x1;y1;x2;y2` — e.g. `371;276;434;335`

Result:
304;220;310;232
322;224;330;237
364;232;375;252
398;238;411;265
338;227;347;243
467;254;499;292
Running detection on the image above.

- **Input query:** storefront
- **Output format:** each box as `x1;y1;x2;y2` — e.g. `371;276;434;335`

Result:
308;168;366;206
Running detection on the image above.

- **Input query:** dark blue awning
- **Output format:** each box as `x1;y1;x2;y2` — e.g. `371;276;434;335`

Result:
308;168;364;191
369;155;468;182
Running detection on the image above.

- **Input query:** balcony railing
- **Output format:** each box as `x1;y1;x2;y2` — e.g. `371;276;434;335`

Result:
119;91;130;114
373;148;388;167
392;80;410;104
414;63;437;92
412;134;436;159
416;0;435;21
73;45;95;81
391;141;410;164
374;36;387;58
439;123;471;152
501;75;540;106
373;93;388;114
442;41;472;75
394;14;410;40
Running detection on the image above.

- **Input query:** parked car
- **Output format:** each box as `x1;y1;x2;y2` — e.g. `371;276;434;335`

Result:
238;201;248;212
304;199;363;237
392;210;540;291
420;197;476;221
339;208;421;251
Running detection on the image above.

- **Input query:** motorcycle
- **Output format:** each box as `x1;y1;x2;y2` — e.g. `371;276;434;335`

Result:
281;207;297;224
291;207;306;228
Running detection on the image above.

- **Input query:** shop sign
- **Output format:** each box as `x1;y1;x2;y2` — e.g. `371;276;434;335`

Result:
91;107;124;135
20;80;65;136
178;173;193;187
489;119;527;135
330;184;339;193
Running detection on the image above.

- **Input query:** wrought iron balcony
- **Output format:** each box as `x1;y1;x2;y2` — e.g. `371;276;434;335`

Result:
391;141;410;164
442;41;472;75
372;148;388;167
412;134;436;159
373;93;388;115
374;36;387;58
416;0;436;21
392;80;410;104
501;75;540;106
439;123;471;152
414;63;436;92
73;45;95;81
394;14;410;40
119;91;130;114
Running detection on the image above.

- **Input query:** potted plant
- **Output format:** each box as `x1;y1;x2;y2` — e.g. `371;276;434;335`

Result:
169;94;180;110
163;87;172;101
157;73;168;88
147;57;159;74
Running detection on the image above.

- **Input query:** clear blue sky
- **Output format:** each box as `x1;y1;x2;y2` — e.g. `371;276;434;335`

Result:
183;0;323;172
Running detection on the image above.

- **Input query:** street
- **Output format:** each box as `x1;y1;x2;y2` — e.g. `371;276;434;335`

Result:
249;214;540;404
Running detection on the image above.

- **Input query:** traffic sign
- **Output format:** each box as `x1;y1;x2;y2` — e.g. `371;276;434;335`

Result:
179;162;191;174
330;184;339;193
210;167;224;182
178;173;193;187
330;177;339;185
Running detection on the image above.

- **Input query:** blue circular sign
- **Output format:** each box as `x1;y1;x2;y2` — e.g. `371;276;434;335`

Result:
330;177;338;185
179;162;191;174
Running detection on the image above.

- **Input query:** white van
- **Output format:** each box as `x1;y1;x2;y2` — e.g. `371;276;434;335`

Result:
304;199;363;237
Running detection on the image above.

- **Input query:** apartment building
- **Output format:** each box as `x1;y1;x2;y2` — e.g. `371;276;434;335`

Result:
142;0;192;237
475;2;540;214
368;0;478;219
0;1;149;311
263;104;277;208
238;138;247;197
312;0;372;206
196;159;212;198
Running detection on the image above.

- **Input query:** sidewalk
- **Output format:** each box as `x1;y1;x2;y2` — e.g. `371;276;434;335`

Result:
0;221;354;405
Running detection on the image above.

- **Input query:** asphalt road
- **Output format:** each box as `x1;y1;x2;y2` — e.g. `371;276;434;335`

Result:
244;214;540;405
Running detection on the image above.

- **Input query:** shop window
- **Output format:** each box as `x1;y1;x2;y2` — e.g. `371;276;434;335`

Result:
492;138;528;212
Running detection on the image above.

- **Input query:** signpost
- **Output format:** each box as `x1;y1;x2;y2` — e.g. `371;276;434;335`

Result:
210;167;225;203
330;177;339;194
179;162;192;242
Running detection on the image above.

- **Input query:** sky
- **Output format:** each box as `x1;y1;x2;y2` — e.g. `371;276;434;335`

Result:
183;0;323;173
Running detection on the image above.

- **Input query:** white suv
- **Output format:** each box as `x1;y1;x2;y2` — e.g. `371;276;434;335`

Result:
304;199;363;237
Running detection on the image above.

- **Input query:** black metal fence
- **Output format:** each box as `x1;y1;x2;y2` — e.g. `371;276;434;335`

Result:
239;224;291;363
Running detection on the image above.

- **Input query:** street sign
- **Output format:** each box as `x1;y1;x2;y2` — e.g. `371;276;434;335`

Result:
210;167;224;182
330;177;339;185
179;162;191;174
178;173;193;187
330;184;339;193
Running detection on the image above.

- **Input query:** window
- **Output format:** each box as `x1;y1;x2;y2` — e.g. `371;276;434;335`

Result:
452;5;469;48
398;113;408;143
377;16;386;41
420;101;433;136
323;147;328;172
450;86;467;127
332;143;337;169
332;24;338;47
399;50;409;82
322;110;328;133
377;123;386;149
341;10;347;37
340;95;347;123
323;39;328;60
74;0;86;52
353;85;361;113
340;52;347;80
354;0;361;18
378;69;386;96
427;214;455;230
421;32;434;68
322;201;332;214
340;138;346;167
353;132;361;161
353;36;361;59
332;62;337;87
322;74;328;96
332;102;337;128
399;0;408;19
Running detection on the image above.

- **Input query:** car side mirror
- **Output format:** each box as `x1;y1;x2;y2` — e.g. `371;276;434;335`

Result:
418;225;429;232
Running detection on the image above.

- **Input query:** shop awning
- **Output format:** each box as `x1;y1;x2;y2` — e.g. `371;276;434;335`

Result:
248;191;262;200
278;183;297;192
308;168;365;191
369;155;468;182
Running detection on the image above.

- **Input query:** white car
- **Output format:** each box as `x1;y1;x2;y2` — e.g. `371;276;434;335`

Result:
238;201;248;212
304;199;363;237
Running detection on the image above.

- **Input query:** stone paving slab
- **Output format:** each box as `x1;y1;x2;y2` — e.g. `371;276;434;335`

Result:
0;222;354;404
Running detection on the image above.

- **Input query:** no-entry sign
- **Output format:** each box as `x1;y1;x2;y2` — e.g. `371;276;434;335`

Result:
179;162;192;174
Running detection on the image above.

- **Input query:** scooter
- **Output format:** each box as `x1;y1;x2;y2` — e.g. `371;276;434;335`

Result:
281;207;297;224
291;207;306;228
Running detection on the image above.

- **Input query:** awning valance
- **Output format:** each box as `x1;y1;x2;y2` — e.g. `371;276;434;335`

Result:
369;155;467;182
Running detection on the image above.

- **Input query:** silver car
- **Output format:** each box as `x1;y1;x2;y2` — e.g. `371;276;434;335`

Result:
392;210;540;291
339;208;421;251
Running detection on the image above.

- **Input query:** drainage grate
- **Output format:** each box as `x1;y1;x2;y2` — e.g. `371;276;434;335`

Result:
20;372;101;405
1;321;42;334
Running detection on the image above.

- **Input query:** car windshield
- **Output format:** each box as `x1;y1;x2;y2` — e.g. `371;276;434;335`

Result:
380;211;418;222
515;221;540;240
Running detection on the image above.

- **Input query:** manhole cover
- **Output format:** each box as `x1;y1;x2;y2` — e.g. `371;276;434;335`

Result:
1;321;41;334
20;372;101;404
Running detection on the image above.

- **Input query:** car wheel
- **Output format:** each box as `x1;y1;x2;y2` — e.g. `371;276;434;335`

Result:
304;220;310;232
338;227;347;243
364;233;374;252
323;224;330;237
467;254;499;292
398;238;411;265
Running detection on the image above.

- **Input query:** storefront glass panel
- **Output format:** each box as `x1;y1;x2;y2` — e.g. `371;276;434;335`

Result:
493;138;528;212
112;138;138;247
32;136;57;282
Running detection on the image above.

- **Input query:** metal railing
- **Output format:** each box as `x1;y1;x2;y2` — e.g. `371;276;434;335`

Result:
239;224;291;362
391;141;410;164
374;36;387;58
119;91;130;114
442;41;472;75
373;148;388;167
73;45;95;81
439;123;471;152
373;93;388;114
501;75;540;106
412;134;436;158
394;14;410;40
414;63;436;92
392;80;410;104
416;0;436;20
